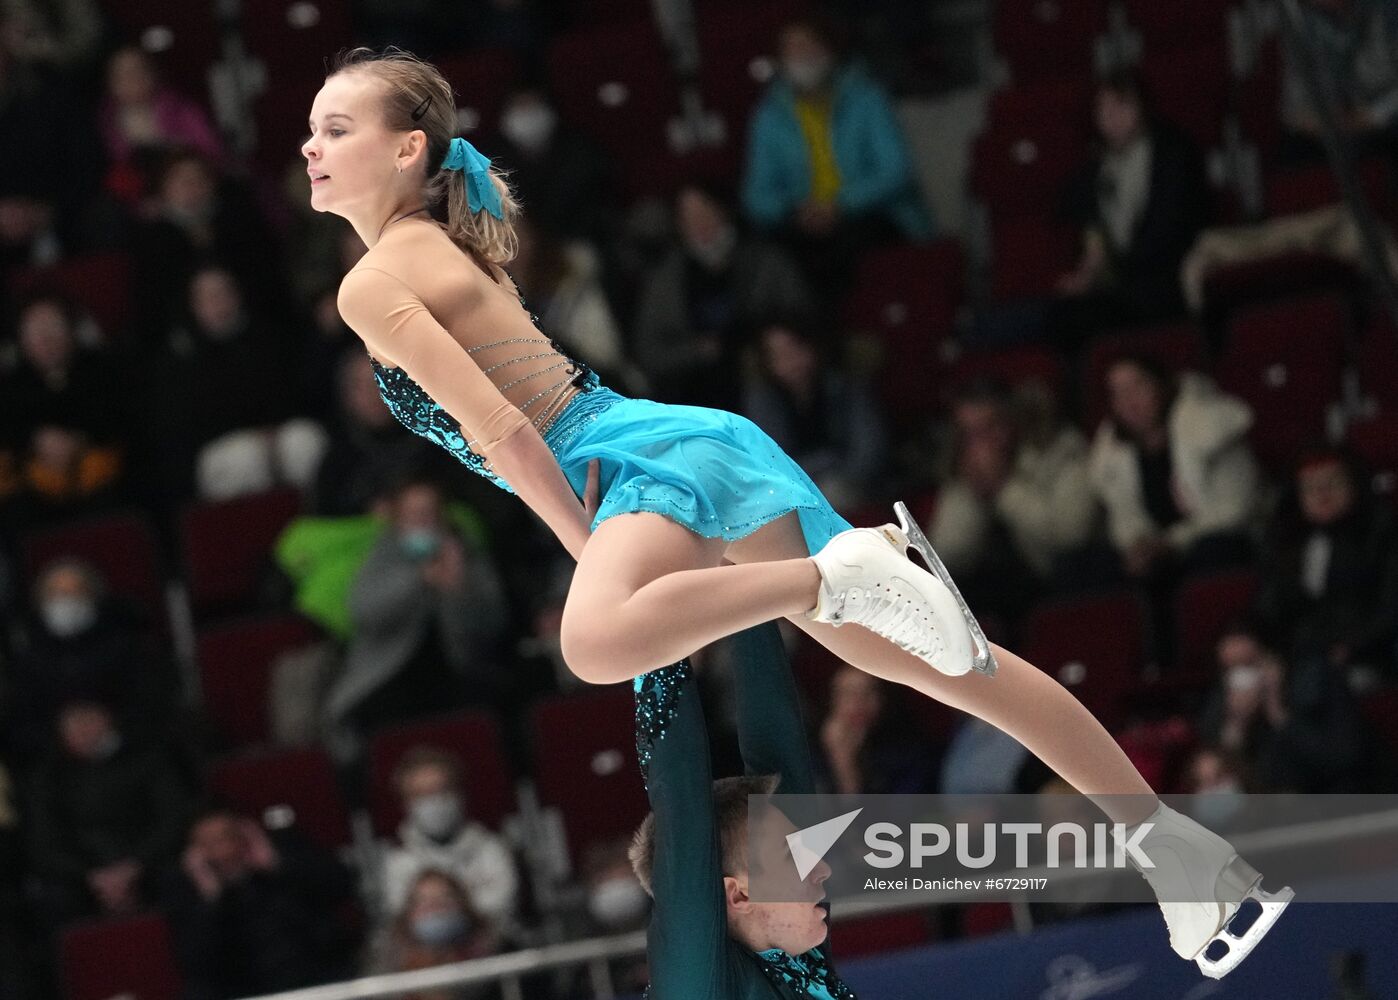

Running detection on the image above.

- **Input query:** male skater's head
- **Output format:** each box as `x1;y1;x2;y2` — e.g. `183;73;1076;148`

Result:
628;774;832;955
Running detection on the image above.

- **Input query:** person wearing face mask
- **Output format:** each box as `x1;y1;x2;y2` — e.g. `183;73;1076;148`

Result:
633;185;815;408
4;558;172;763
1195;624;1374;792
379;748;521;934
370;869;501;1000
322;477;510;764
27;702;189;927
742;15;933;290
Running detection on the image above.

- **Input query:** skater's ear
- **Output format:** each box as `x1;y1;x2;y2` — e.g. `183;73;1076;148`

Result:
723;873;753;912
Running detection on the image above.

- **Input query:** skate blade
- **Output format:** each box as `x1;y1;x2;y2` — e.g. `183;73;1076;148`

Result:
892;501;998;677
1193;882;1294;979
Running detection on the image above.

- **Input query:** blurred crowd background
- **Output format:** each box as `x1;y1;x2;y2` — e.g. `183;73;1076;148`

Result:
2;0;1398;998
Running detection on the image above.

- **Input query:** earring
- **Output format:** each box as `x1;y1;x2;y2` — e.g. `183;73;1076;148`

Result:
397;165;402;173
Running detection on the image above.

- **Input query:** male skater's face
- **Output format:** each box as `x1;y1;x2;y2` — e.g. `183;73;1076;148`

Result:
725;809;832;955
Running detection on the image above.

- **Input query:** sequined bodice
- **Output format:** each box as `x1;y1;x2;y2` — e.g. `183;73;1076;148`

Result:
369;332;600;493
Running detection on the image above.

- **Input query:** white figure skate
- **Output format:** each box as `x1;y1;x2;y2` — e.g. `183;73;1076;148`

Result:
806;503;997;677
1118;802;1294;979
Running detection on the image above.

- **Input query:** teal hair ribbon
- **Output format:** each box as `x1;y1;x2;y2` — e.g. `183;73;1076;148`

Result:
441;136;504;220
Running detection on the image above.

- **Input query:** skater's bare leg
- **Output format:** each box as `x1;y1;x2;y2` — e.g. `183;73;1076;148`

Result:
560;511;821;683
729;512;1157;825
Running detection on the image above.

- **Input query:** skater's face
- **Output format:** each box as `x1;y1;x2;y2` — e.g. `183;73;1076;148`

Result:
1106;361;1164;437
726;811;831;955
1298;458;1354;526
304;73;408;216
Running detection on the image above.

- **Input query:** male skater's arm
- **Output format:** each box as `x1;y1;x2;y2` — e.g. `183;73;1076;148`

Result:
637;664;739;998
731;623;816;796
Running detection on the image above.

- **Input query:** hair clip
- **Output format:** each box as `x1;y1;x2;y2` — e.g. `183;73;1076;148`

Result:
410;94;433;122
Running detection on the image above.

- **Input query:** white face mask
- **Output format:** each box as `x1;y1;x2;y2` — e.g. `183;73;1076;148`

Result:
42;595;97;638
409;791;464;840
411;907;469;945
501;104;557;153
785;56;832;92
587;876;650;929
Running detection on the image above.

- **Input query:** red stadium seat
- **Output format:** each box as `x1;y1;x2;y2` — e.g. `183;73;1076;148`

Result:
10;254;134;341
1360;687;1398;752
829;911;934;957
992;0;1107;84
1172;568;1260;676
547;22;678;160
1358;319;1398;413
209;744;352;850
101;0;219;100
696;1;802;127
1123;0;1234;52
1140;46;1230;151
972;82;1090;218
368;710;517;838
21;510;167;628
197;613;320;748
1217;293;1348;469
435;49;525;138
180;487;302;619
1023;592;1147;730
529;685;649;866
60;913;183;1000
843;240;965;422
988;215;1080;301
1081;322;1208;430
1265;158;1391;218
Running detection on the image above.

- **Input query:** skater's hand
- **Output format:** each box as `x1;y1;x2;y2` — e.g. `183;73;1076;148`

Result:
582;458;602;523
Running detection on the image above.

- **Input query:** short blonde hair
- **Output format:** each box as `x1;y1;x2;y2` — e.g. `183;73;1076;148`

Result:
330;46;521;265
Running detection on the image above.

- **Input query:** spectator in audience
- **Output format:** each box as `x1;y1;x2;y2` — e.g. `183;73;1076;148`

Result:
4;558;170;760
929;378;1098;622
0;0;102;78
740;320;885;510
368;869;503;999
1278;0;1398;164
1196;624;1373;792
1182;747;1249;829
636;185;815;407
1053;71;1210;344
323;479;510;761
132;150;282;336
310;349;441;516
165;806;359;1000
1254;446;1398;689
144;265;327;502
742;14;933;288
510;215;640;392
495;86;619;247
28;702;188;924
99;47;225;207
816;666;937;795
379;748;521;932
1089;358;1260;581
2;295;127;522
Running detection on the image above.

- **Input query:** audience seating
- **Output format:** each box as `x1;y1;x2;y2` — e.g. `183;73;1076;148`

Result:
435;48;525;138
992;0;1107;83
1023;591;1147;730
60;912;182;1000
1080;322;1208;430
209;744;352;850
197;612;320;748
529;685;650;867
180;487;302;620
100;0;219;99
368;709;517;838
1217;292;1348;469
10;254;134;341
830;911;935;958
1172;567;1260;676
21;510;167;628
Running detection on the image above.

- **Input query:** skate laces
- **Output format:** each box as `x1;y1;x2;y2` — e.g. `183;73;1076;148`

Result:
840;577;945;661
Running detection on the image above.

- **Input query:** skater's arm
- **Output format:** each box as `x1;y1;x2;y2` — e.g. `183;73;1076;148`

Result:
338;267;594;559
639;664;739;997
731;623;817;796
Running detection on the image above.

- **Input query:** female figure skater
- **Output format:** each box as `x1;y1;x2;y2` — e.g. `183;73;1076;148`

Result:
305;47;1288;978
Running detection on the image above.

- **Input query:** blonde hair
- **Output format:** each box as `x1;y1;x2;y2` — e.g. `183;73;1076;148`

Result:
329;46;520;264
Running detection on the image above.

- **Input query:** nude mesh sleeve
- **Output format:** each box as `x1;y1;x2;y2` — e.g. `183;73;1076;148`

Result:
337;266;530;452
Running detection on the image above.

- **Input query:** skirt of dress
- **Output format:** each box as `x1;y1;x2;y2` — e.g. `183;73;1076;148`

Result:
542;387;854;555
